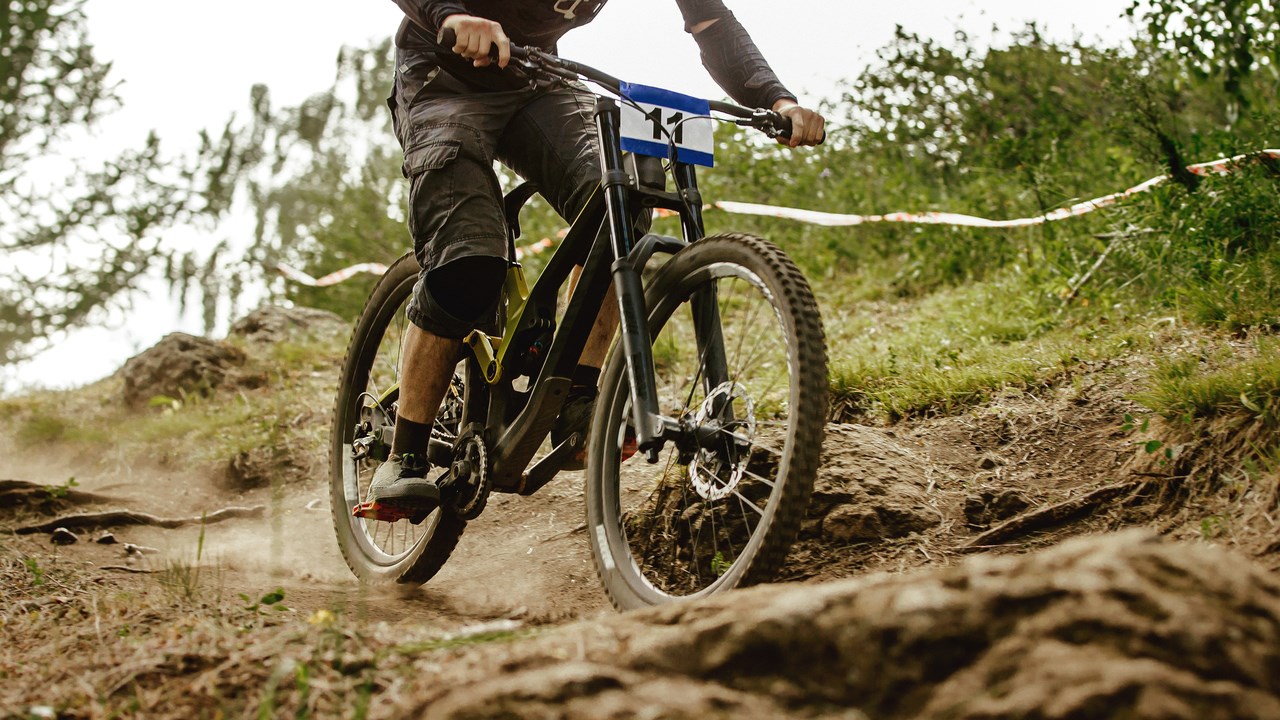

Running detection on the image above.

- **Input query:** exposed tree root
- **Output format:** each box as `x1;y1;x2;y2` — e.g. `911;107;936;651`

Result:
12;506;265;535
962;480;1140;551
0;479;115;509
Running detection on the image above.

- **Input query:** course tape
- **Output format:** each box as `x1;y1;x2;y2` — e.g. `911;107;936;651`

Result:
275;238;556;287
276;262;388;287
278;149;1279;286
715;149;1280;228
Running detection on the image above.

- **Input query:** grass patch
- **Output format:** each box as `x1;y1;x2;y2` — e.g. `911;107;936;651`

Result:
0;329;345;483
1137;338;1280;426
391;626;533;655
822;270;1147;421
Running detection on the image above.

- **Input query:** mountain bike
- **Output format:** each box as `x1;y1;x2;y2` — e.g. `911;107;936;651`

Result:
329;37;828;610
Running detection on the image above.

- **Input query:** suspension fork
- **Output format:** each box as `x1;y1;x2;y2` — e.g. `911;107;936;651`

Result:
594;99;664;457
594;100;733;457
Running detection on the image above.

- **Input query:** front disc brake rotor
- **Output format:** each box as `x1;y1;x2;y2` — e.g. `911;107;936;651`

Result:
689;382;756;501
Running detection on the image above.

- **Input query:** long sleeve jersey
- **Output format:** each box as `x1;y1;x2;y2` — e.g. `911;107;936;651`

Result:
390;0;796;110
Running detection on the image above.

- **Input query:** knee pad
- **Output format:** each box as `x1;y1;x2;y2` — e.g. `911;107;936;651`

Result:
406;256;508;339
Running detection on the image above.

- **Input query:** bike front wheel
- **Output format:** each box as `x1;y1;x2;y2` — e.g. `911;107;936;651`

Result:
329;252;467;585
586;233;828;610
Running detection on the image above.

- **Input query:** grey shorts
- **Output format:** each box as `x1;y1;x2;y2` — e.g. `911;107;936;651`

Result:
390;49;605;334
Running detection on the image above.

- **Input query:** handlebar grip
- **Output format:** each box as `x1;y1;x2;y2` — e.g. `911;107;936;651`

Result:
775;115;827;146
437;27;526;63
438;27;459;51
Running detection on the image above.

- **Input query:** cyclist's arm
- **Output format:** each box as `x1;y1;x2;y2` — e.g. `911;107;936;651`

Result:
676;1;791;110
391;1;511;68
678;1;824;146
391;0;468;35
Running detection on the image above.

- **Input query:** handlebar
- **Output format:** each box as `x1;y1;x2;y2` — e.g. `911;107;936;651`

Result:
436;27;810;143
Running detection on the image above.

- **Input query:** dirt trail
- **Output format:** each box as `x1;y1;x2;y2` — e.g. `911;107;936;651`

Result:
5;314;1279;717
4;353;1270;627
4;447;608;628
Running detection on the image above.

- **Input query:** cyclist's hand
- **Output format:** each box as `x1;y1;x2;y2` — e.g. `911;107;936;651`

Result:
773;100;826;148
441;14;511;68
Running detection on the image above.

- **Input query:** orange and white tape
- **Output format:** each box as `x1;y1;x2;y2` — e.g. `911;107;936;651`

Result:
276;262;389;287
280;149;1278;286
713;149;1279;228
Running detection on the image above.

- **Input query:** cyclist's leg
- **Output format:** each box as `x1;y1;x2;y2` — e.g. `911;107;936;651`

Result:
370;55;529;510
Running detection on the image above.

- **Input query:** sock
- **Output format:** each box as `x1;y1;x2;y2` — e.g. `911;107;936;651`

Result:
391;416;433;460
569;364;601;400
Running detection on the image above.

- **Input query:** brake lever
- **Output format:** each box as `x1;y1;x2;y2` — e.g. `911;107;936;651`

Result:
737;109;786;139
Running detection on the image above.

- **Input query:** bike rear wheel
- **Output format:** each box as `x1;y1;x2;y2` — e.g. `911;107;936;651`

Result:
329;252;467;585
586;233;828;610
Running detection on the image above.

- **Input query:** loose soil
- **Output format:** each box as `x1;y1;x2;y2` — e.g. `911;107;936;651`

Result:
2;313;1278;718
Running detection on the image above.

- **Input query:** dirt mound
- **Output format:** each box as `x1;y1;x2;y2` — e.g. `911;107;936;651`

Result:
806;424;944;543
118;332;246;409
228;305;346;343
412;531;1280;719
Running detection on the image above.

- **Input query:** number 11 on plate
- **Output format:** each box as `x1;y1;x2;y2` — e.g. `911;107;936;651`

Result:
619;82;715;168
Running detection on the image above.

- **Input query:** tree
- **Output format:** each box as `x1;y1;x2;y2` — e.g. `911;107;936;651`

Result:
0;0;235;364
1128;0;1280;108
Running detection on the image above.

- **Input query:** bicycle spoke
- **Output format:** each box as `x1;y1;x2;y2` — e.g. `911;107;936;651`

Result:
731;490;766;517
741;467;777;487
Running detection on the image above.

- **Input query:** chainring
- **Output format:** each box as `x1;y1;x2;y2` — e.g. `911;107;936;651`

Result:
447;423;492;521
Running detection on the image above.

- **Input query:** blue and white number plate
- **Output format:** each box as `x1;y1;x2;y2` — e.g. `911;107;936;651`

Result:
620;82;714;168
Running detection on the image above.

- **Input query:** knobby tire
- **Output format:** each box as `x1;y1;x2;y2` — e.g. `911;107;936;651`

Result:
329;252;466;585
585;233;828;610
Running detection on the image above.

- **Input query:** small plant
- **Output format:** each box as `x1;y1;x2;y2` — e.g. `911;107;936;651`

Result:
1120;412;1150;434
158;516;210;602
240;588;289;614
1200;515;1226;540
45;476;79;500
23;557;44;586
710;551;731;577
147;394;184;413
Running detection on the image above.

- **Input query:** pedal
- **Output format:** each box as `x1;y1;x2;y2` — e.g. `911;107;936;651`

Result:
351;501;429;525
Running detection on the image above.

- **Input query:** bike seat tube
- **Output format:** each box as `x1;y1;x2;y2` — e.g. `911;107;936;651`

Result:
593;98;663;453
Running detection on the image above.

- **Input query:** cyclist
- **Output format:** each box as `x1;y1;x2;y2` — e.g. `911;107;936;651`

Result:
361;0;826;520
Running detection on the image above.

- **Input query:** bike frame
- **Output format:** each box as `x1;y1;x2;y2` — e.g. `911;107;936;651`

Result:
454;95;725;494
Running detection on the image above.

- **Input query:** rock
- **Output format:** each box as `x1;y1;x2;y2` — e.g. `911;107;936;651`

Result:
426;663;795;720
49;527;77;545
411;532;1280;720
810;424;942;542
228;305;345;344
123;543;159;556
222;447;306;492
963;488;1033;528
96;531;118;545
822;504;883;542
119;332;246;409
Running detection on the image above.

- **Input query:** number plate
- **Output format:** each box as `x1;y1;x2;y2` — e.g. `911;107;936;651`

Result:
619;82;714;168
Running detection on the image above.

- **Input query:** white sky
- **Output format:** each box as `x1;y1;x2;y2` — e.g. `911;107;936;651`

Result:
4;0;1135;394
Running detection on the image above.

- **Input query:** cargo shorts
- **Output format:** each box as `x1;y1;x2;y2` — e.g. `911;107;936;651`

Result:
389;48;605;336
